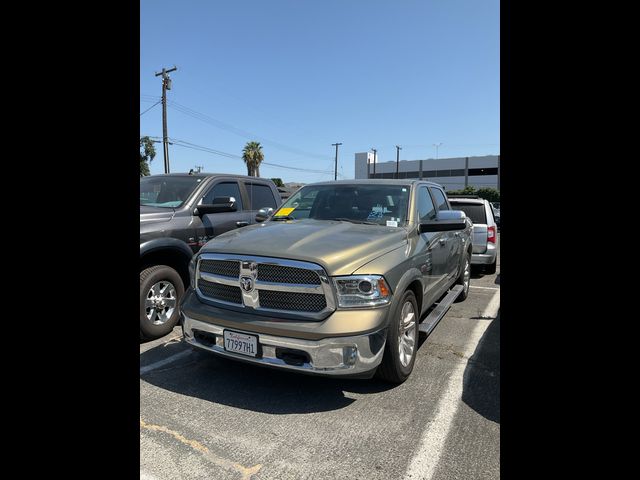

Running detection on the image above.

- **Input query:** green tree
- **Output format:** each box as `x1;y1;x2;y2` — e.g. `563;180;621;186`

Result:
242;141;264;177
140;136;156;177
270;177;284;187
475;188;500;203
445;185;500;202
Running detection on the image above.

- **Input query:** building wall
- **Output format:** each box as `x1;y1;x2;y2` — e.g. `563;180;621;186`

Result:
354;154;499;190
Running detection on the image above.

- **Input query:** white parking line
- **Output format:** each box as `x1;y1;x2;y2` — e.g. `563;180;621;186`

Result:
404;290;500;480
469;285;500;290
140;350;192;375
140;472;160;480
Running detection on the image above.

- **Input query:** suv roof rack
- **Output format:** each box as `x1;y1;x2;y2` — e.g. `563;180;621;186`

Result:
447;194;480;199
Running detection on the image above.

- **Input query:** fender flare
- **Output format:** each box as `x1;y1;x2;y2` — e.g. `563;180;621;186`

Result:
140;237;193;263
384;267;425;328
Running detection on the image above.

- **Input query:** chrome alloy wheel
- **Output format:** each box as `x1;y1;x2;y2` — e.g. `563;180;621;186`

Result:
462;257;471;296
398;300;417;367
145;281;177;325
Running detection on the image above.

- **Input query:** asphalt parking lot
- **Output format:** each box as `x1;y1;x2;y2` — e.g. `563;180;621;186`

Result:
140;238;500;480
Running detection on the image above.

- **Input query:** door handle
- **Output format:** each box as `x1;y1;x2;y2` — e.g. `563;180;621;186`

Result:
439;238;446;245
236;221;249;228
454;232;460;237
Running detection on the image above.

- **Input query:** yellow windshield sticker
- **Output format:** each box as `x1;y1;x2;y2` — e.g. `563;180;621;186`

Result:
275;207;295;216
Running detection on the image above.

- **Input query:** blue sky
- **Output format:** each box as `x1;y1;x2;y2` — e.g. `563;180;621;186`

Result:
140;0;499;184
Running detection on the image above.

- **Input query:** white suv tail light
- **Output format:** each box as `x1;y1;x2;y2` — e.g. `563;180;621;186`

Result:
487;226;496;243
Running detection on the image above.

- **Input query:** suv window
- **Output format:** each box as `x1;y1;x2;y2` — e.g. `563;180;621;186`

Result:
450;202;487;224
246;183;277;210
430;187;449;211
417;186;436;221
202;182;243;210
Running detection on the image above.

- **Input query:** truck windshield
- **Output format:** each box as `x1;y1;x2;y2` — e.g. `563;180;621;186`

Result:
140;176;204;208
273;184;411;226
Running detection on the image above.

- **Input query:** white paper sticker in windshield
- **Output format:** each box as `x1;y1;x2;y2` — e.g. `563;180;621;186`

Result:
386;220;398;227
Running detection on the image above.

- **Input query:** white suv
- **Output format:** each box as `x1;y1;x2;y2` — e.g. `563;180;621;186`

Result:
448;196;498;274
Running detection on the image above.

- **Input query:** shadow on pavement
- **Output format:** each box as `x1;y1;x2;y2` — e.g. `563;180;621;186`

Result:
140;343;397;415
494;274;500;285
462;312;500;423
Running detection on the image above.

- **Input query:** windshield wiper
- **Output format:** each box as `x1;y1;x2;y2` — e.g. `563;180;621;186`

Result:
271;215;296;221
328;217;378;225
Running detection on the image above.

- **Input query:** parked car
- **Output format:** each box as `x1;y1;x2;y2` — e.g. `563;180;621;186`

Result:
181;180;473;383
140;173;281;340
448;196;498;274
490;202;500;228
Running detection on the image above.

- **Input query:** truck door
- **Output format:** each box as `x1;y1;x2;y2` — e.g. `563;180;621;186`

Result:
191;180;247;252
430;187;461;283
241;181;280;224
415;186;449;304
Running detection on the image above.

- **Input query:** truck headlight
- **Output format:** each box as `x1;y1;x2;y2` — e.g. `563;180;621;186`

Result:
189;255;198;287
332;275;392;308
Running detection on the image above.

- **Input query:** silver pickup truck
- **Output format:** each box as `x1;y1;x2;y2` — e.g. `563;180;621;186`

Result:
180;180;473;383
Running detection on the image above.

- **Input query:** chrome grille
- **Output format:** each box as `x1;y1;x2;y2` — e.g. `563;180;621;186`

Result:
199;259;240;278
196;254;336;320
198;280;242;305
257;264;321;285
258;290;327;312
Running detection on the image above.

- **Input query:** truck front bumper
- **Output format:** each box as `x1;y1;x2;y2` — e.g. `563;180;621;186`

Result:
182;314;387;378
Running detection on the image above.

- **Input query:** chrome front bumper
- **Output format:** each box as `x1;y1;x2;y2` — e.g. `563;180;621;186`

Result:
182;314;386;377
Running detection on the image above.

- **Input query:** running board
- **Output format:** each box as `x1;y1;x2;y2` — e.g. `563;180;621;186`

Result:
419;285;464;335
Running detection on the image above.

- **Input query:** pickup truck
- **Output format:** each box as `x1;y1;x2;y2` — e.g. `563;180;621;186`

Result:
140;173;281;340
180;180;473;383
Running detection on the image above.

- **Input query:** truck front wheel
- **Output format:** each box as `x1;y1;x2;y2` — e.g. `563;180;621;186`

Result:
376;290;419;384
140;265;184;340
454;252;471;302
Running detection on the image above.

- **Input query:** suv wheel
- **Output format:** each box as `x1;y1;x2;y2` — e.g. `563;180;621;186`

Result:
376;290;419;384
484;258;497;275
140;265;184;340
454;253;471;302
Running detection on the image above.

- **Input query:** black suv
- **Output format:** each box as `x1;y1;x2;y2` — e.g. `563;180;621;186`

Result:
140;173;281;340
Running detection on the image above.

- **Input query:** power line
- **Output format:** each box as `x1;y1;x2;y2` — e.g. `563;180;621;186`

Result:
140;100;161;116
166;100;331;162
168;138;336;175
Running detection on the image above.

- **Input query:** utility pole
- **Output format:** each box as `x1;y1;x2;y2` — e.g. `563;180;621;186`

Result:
371;148;377;177
155;66;177;173
332;143;342;180
395;145;402;179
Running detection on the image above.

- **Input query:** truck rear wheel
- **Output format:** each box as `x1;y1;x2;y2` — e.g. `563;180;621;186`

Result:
376;290;419;384
140;265;184;340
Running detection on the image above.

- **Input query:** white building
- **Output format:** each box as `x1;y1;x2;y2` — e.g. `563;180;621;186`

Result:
354;153;500;191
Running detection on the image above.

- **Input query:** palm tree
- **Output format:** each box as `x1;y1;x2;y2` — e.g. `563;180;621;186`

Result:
242;141;264;176
140;136;156;177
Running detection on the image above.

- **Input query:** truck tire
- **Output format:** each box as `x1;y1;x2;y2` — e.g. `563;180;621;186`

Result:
454;252;471;302
376;290;419;384
484;258;497;275
140;265;184;340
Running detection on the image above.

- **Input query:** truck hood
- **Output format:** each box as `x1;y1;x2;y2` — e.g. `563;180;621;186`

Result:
199;219;408;276
140;206;175;226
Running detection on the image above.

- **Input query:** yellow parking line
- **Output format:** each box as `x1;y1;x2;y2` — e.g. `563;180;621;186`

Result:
140;419;262;479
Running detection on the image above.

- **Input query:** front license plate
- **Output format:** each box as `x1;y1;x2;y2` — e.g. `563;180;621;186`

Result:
223;330;258;357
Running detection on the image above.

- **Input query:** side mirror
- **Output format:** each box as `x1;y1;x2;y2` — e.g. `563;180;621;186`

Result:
195;196;237;215
419;210;468;233
255;207;274;223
